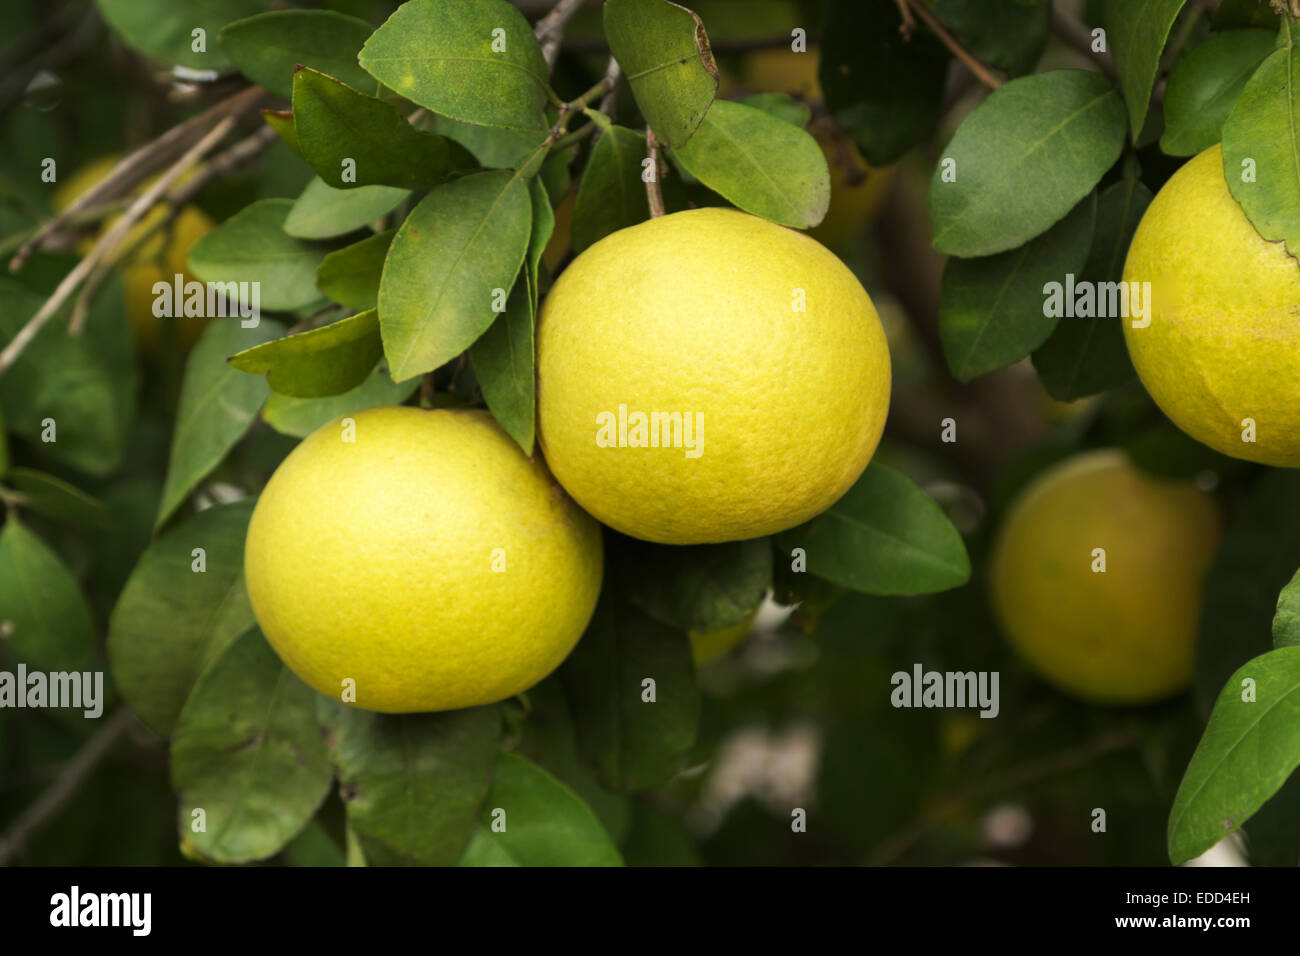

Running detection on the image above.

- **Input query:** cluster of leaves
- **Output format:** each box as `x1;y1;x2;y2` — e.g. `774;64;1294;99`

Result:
846;0;1299;863
0;0;977;866
3;0;1299;867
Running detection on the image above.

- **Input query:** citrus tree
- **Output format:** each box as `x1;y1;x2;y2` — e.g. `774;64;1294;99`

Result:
0;0;1298;868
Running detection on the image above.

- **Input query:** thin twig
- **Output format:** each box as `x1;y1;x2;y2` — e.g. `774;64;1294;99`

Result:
67;195;178;336
68;255;123;336
893;0;917;38
551;33;815;55
0;114;238;374
597;56;622;116
535;0;589;68
904;0;1002;90
1050;6;1119;80
0;709;137;866
532;63;622;159
10;85;267;273
47;126;275;333
166;124;278;209
645;128;665;218
0;197;129;260
550;119;598;152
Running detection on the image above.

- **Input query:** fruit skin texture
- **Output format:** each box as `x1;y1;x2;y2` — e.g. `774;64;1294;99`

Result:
990;449;1221;706
536;207;891;545
244;406;604;714
1122;144;1300;467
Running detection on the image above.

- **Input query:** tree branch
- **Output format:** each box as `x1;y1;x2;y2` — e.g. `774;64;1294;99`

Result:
0;708;137;866
9;85;268;273
645;128;665;218
597;56;622;116
0;113;239;375
904;0;1002;90
535;0;589;68
893;0;917;38
166;123;278;209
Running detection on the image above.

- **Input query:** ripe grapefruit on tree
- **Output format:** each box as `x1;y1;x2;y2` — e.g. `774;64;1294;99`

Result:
990;449;1221;705
244;407;604;714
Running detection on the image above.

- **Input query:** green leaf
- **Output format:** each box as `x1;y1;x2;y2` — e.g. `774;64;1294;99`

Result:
188;199;332;311
283;178;409;241
671;99;829;228
282;819;346;867
1160;29;1276;156
1196;470;1300;714
315;230;393;311
616;537;772;633
621;802;700;866
1274;568;1300;649
292;67;473;191
1033;176;1149;400
108;500;257;735
1239;773;1300;866
378;170;531;381
572;125;648;253
513;677;633;844
90;478;161;603
319;701;501;866
171;627;332;864
359;0;549;131
940;193;1096;382
820;0;949;166
229;309;382;398
1168;645;1300;864
262;370;417;439
5;467;112;530
0;404;7;476
0;278;129;476
469;179;549;454
156;319;281;528
736;92;812;128
928;0;1050;77
525;177;555;311
261;109;302;158
219;9;377;97
560;590;700;793
1105;0;1190;139
929;69;1126;257
458;752;622;866
96;0;268;69
425;114;550;170
775;463;971;595
0;516;95;672
1222;18;1300;258
469;282;534;455
602;0;719;149
540;146;575;205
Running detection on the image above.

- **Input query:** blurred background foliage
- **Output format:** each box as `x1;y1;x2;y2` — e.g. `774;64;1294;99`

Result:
1;0;1295;866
